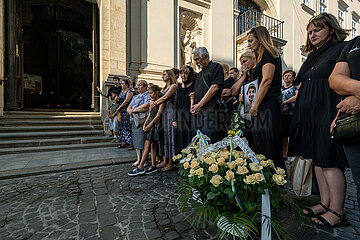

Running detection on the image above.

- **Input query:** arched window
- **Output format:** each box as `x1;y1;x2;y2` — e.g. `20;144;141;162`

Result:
237;0;262;35
238;0;261;15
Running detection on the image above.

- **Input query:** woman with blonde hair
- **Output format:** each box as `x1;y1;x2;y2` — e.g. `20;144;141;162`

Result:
231;50;256;149
288;13;349;227
246;26;283;168
152;69;178;171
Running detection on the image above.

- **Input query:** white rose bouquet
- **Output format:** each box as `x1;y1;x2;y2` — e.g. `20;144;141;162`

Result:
176;141;293;239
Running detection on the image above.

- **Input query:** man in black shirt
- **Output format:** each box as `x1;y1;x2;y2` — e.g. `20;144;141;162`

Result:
191;47;226;143
106;77;122;102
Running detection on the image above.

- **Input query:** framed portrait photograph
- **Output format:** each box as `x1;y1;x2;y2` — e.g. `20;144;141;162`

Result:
243;79;259;113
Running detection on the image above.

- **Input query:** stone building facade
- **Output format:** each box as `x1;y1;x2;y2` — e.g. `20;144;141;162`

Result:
1;0;360;121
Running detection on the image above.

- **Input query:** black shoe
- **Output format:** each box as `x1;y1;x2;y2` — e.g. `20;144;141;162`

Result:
128;167;145;176
145;166;158;175
109;134;114;138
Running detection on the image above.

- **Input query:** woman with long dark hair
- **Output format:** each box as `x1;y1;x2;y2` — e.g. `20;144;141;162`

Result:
152;70;178;171
246;26;283;168
116;79;134;148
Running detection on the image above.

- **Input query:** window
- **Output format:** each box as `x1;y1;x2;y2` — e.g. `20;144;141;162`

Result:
318;0;327;14
238;0;261;15
303;0;311;7
352;16;358;38
338;5;345;27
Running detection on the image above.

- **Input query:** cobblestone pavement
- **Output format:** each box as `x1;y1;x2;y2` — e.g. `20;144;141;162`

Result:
0;163;359;240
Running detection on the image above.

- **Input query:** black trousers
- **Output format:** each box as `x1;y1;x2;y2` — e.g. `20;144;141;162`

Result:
193;109;227;144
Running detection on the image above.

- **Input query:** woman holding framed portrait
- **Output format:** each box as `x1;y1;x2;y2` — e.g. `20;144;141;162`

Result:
247;26;284;169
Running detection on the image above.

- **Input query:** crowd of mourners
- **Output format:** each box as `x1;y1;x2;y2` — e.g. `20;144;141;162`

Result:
100;13;360;229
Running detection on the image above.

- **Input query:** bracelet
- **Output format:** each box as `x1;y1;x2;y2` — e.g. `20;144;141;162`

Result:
251;108;258;112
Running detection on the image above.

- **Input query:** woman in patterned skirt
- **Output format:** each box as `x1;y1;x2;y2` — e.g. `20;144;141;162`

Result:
116;79;134;148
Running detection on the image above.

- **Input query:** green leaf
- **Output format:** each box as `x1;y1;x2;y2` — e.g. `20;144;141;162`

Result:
223;188;232;195
257;186;265;194
271;198;280;208
207;192;216;200
228;191;236;199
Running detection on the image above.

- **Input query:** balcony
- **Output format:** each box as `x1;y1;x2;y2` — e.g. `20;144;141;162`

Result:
237;9;284;40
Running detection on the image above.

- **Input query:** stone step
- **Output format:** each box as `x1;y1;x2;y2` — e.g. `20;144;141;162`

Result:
0;142;119;155
0;120;103;126
1;116;101;121
0;130;104;140
0;125;104;133
3;110;100;116
0;136;113;148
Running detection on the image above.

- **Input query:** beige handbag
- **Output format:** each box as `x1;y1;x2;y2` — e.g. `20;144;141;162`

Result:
133;112;148;128
289;157;313;197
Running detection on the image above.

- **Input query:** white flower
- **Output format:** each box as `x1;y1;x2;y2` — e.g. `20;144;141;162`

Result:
209;164;219;173
275;167;286;176
236;166;249;175
244;174;257;184
254;173;265;183
210;175;223;187
249;163;263;172
273;174;287;185
225;170;235;182
196;168;204;178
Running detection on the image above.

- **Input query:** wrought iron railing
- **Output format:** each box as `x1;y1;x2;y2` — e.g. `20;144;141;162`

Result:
237;9;284;39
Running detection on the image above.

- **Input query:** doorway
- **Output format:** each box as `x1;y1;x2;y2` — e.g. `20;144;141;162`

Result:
8;0;99;110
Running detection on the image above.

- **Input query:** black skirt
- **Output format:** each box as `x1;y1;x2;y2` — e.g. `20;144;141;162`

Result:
251;97;283;169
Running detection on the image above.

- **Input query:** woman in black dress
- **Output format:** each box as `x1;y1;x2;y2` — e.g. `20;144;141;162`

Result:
288;13;349;227
173;65;195;153
246;26;283;169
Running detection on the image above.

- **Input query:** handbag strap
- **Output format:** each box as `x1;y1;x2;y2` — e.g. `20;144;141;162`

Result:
201;71;210;90
133;92;147;109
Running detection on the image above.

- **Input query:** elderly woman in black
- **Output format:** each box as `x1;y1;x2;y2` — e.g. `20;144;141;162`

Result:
173;65;196;153
288;13;349;227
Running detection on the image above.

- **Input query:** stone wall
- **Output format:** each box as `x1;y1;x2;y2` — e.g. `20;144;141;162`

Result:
0;0;4;116
97;0;128;122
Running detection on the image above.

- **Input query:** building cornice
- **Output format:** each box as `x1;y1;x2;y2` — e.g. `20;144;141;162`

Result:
338;0;349;10
184;0;211;9
352;11;360;20
301;3;315;16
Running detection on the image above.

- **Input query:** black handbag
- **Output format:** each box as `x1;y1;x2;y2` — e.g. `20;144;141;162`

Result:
332;113;360;145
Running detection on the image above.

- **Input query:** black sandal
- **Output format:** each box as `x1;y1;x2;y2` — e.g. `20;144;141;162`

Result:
304;202;329;217
311;208;350;228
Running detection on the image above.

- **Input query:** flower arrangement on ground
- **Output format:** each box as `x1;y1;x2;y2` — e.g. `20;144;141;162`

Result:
175;136;299;239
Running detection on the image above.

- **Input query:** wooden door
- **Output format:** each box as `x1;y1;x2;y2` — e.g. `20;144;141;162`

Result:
0;0;5;116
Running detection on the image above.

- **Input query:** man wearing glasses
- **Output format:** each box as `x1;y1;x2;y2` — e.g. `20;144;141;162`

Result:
190;47;226;143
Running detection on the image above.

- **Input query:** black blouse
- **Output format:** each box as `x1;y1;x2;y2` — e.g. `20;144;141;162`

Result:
251;50;282;98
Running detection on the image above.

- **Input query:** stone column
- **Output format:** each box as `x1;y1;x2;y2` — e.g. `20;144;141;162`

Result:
98;0;128;124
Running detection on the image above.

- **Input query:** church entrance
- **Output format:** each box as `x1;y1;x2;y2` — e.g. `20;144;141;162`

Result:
6;0;99;110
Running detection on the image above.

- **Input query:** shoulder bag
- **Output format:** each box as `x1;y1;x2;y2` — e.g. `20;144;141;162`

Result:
332;113;360;145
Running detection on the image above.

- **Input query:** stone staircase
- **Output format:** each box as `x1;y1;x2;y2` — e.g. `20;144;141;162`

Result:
0;111;116;155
